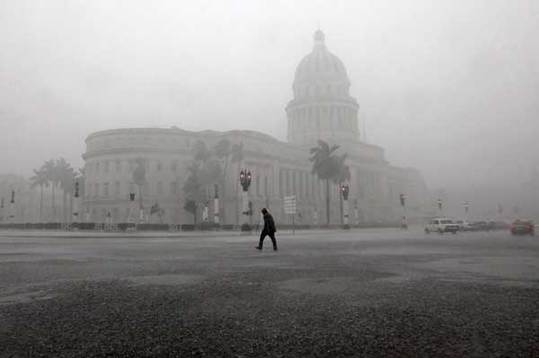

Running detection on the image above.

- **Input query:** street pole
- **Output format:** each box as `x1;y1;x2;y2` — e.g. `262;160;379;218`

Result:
354;199;359;227
213;184;220;226
400;193;408;229
127;192;137;231
72;180;80;230
9;190;15;224
340;184;350;229
437;198;443;216
464;201;470;221
239;169;252;232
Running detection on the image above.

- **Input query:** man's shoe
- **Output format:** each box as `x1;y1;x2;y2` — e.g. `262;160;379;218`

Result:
273;247;278;251
255;246;262;250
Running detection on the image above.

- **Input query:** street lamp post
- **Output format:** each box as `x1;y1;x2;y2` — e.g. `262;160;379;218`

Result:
127;192;137;230
239;169;252;232
340;184;350;229
72;180;80;229
463;201;470;221
400;193;408;229
213;184;220;226
9;190;15;223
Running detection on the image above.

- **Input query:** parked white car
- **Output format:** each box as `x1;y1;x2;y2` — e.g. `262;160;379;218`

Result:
425;218;459;234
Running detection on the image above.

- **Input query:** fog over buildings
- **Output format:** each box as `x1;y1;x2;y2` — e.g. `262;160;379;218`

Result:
1;0;538;194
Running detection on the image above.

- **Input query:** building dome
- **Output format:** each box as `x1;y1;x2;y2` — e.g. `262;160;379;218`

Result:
293;30;350;93
286;30;359;147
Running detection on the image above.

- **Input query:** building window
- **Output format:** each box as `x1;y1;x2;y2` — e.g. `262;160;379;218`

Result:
103;182;109;197
256;176;260;197
156;161;162;172
115;160;121;172
170;181;177;194
171;160;178;172
115;181;120;196
156;182;163;195
104;161;109;173
95;162;100;173
264;176;268;197
95;183;100;198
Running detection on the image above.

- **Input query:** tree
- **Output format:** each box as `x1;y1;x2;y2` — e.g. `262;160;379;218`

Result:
29;166;49;222
309;140;349;225
56;158;76;223
42;159;59;222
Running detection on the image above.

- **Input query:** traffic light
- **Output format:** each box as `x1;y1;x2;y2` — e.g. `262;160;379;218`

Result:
74;181;80;198
399;193;406;207
129;193;136;201
0;197;3;208
10;190;14;204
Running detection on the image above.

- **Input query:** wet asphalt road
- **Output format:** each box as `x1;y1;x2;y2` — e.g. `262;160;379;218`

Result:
0;228;538;357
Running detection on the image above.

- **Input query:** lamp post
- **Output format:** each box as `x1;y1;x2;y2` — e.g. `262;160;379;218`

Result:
239;169;252;232
463;201;470;221
400;193;408;229
72;180;80;229
340;183;350;229
213;184;220;226
9;190;15;223
127;192;137;230
437;198;443;215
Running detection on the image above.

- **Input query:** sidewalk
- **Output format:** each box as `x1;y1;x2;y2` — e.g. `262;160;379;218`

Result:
0;227;407;239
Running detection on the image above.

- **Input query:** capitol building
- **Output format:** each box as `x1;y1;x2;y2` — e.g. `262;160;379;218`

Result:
82;30;428;226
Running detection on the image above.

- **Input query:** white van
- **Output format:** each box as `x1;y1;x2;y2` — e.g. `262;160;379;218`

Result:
425;218;459;234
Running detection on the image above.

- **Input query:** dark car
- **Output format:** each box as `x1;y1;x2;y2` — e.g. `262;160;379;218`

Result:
470;221;490;231
510;220;534;236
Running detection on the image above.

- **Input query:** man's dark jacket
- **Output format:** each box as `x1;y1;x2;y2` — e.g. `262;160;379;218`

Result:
263;213;276;234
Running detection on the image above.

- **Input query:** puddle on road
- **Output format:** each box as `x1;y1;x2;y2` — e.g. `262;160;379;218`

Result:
125;273;205;286
0;289;55;305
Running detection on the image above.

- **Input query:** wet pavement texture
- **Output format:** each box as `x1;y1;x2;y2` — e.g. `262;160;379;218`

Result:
0;229;538;357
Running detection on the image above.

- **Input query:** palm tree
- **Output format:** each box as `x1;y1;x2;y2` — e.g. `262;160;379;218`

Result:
30;166;49;222
309;140;348;225
42;159;59;222
56;158;76;223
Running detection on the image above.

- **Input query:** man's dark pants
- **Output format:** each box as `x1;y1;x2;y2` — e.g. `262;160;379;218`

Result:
258;230;277;250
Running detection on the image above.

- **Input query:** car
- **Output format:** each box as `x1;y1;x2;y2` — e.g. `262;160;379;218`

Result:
425;218;459;234
455;220;472;231
510;220;534;235
469;221;490;231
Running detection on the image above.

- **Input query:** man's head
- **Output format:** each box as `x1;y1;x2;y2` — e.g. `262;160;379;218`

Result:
261;208;268;215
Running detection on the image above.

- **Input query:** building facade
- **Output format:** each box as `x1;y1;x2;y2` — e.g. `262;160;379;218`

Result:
81;31;429;225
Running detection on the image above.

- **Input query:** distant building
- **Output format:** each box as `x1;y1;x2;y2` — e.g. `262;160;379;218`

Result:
82;30;429;225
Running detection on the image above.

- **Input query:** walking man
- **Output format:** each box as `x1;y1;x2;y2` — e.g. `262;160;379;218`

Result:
256;208;278;251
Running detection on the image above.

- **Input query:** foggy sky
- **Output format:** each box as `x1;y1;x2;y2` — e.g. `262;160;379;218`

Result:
1;0;538;190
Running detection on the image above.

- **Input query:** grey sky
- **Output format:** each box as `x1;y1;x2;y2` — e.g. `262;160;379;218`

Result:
1;0;538;190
